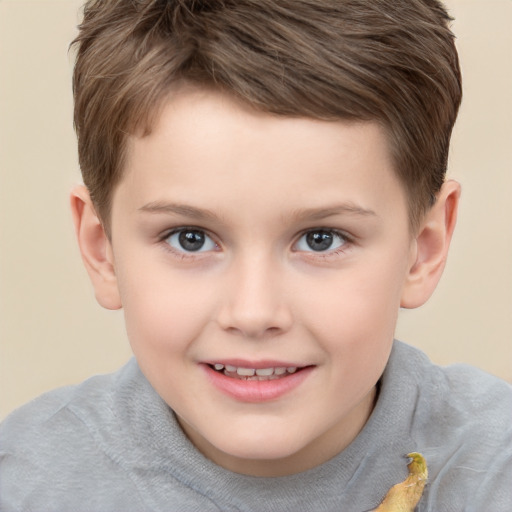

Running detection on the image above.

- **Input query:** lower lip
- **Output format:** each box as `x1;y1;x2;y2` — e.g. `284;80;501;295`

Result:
202;365;314;403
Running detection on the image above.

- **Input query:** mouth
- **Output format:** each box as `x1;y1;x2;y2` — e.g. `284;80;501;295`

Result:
203;361;314;402
208;363;303;381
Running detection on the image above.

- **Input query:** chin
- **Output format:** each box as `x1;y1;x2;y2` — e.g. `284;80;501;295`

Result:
208;424;311;461
227;441;297;461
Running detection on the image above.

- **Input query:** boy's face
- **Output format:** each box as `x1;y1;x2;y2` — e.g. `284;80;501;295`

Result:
108;87;416;476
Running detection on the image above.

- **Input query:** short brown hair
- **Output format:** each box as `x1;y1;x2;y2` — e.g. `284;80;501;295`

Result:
72;0;462;234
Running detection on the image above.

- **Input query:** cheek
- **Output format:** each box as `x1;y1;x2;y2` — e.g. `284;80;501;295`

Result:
300;253;406;356
116;257;217;356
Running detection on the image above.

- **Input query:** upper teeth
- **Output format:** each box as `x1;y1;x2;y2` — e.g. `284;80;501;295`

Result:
213;364;298;376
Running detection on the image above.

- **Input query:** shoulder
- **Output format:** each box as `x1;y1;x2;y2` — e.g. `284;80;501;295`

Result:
391;341;512;447
389;340;512;414
409;343;512;432
0;360;147;511
389;342;512;511
1;376;103;455
0;363;125;448
440;361;512;417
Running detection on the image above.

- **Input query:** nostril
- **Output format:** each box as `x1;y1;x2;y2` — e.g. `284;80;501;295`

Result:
221;324;284;340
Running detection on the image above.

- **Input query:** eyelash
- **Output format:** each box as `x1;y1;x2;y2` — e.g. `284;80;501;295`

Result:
158;227;353;260
294;228;352;260
159;226;219;259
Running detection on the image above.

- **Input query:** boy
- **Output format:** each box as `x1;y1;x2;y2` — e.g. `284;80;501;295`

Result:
1;0;511;510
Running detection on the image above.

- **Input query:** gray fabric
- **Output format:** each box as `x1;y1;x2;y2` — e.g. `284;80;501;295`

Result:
1;341;511;512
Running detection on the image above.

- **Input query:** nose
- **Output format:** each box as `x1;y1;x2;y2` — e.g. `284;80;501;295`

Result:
216;253;293;339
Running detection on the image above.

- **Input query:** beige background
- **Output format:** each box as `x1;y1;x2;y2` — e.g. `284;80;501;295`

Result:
0;0;511;420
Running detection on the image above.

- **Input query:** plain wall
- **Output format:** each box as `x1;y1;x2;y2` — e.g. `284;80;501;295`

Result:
1;0;511;419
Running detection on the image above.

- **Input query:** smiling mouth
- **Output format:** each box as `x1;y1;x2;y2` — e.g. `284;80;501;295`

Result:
208;363;305;381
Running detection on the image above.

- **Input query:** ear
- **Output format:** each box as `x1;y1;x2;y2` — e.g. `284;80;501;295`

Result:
70;185;122;310
400;180;461;309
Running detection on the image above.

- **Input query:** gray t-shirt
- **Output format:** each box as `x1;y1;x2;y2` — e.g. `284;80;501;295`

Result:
1;341;511;511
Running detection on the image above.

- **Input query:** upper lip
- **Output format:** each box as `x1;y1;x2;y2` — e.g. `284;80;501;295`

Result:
203;359;308;369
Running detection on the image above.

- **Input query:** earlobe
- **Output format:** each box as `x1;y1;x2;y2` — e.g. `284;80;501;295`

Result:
70;185;122;310
400;180;461;309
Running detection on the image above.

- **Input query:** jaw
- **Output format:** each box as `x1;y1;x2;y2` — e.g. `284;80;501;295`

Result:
176;378;378;477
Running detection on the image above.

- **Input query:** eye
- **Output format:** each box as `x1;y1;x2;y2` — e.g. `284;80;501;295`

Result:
295;229;347;252
165;229;217;253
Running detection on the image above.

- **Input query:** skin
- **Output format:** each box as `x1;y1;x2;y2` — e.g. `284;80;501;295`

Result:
71;86;460;477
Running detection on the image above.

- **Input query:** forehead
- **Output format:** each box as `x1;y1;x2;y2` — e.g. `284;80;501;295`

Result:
115;88;407;227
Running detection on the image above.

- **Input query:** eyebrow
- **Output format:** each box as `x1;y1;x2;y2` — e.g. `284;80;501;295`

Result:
291;204;377;222
138;201;219;221
138;201;377;222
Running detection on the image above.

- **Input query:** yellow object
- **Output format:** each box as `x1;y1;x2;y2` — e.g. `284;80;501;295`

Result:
373;452;428;512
